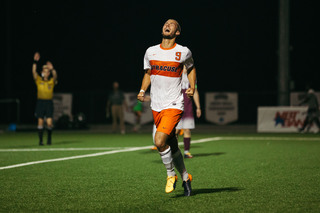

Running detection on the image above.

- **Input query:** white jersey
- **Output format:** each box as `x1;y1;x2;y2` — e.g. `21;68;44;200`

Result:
144;43;194;112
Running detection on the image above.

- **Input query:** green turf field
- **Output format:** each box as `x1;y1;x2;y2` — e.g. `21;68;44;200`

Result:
0;131;320;212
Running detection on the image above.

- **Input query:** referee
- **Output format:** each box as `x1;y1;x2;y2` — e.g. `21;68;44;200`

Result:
32;52;58;145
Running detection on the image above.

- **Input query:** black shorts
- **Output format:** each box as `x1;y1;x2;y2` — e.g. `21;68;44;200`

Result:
35;99;54;118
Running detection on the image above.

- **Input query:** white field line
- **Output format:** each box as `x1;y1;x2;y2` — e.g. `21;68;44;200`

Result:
0;147;131;152
221;137;320;141
0;137;222;171
1;136;318;170
0;136;318;153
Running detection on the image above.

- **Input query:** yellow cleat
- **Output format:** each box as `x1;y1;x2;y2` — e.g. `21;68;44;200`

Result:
151;146;158;150
165;175;178;193
184;152;193;158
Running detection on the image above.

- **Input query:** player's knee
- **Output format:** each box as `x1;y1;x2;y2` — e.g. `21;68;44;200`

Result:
184;129;191;137
154;139;165;150
154;137;166;151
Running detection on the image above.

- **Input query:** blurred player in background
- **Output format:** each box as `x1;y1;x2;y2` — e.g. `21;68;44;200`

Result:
298;88;320;133
32;52;58;145
106;81;127;134
133;96;150;132
132;100;143;132
176;66;201;158
137;19;197;196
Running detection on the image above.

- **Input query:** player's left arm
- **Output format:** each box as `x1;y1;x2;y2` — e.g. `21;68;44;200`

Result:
193;87;201;118
47;61;58;84
186;66;196;98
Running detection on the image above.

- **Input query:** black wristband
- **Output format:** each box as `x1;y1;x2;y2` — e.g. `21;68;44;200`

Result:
33;60;38;64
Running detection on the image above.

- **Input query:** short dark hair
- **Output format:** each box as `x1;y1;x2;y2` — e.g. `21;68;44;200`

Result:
175;20;181;33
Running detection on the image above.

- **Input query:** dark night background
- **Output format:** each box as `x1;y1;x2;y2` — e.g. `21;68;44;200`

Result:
1;0;319;124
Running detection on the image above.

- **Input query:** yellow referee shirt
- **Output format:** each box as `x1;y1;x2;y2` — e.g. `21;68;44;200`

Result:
35;76;55;100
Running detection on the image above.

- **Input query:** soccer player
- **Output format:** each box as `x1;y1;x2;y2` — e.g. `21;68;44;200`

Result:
106;81;127;134
176;66;201;158
132;100;143;132
137;19;197;196
298;89;320;133
133;96;151;132
32;52;58;145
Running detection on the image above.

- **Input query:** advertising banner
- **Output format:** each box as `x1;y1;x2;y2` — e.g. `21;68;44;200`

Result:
257;106;319;132
53;93;73;121
205;92;238;125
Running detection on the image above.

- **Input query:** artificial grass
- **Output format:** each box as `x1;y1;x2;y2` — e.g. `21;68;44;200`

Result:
0;132;319;212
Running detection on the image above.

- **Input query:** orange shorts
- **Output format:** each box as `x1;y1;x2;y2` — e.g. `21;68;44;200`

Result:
152;109;183;135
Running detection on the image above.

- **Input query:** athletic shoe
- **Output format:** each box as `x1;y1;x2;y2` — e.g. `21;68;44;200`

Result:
165;175;178;193
151;146;158;150
184;152;193;158
182;174;193;196
39;142;44;146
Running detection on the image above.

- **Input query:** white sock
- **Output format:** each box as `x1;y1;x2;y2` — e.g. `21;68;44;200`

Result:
159;147;175;177
172;149;188;181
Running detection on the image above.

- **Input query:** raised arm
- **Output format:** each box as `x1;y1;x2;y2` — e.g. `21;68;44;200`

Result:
185;66;196;98
137;69;151;102
32;52;40;80
46;61;58;84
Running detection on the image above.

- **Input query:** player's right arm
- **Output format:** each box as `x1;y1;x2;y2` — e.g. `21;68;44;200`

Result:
137;69;151;102
32;52;40;81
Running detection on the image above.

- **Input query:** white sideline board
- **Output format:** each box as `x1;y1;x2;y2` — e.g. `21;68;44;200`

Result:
257;106;318;133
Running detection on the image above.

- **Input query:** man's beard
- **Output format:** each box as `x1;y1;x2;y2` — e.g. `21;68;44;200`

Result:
162;33;175;39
